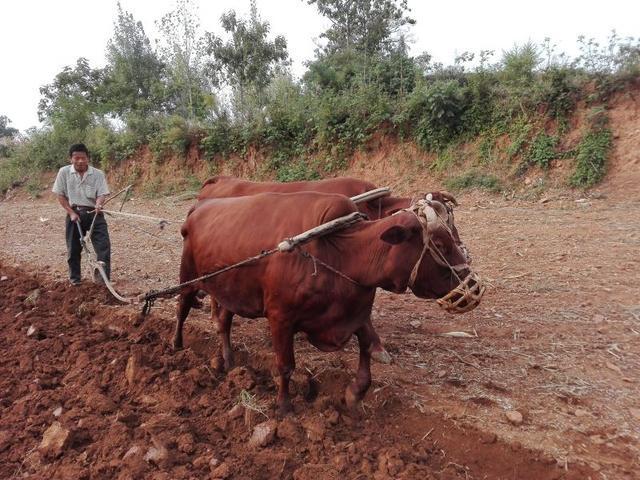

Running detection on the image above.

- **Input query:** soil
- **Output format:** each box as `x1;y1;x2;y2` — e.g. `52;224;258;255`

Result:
1;89;638;480
1;183;639;479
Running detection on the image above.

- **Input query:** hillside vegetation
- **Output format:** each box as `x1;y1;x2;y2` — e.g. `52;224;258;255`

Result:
1;0;639;197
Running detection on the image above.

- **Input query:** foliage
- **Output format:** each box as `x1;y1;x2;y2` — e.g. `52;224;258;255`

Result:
149;115;197;161
103;3;167;118
204;0;289;122
526;132;557;169
570;109;612;187
444;171;502;192
0;115;19;157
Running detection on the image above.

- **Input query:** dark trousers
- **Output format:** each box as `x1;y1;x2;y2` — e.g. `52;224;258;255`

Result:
65;210;111;282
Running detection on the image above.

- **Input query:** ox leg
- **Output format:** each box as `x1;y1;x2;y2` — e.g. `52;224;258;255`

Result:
345;326;373;409
269;320;295;415
364;319;392;365
173;290;196;350
215;304;235;372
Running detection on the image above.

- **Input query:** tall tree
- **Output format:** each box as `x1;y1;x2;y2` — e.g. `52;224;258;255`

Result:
308;0;414;57
0;116;18;139
103;3;166;118
204;0;289;120
38;58;104;131
156;0;209;120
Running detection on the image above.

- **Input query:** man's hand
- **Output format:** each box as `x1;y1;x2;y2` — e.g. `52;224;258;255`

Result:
70;212;80;223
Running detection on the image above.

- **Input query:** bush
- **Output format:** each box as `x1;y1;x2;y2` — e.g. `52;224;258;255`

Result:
526;132;557;168
444;171;502;192
570;129;612;187
149;115;199;161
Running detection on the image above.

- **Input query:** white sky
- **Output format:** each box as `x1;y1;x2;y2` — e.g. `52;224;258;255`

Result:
1;0;637;132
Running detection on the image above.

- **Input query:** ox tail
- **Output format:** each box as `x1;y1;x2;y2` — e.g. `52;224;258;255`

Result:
200;175;232;189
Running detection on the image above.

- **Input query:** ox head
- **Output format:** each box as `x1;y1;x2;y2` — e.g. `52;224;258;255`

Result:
379;198;484;313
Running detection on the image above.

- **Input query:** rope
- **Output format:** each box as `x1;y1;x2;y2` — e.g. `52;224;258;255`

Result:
297;249;365;287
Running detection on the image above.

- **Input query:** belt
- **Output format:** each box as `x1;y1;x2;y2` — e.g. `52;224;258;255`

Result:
72;205;95;212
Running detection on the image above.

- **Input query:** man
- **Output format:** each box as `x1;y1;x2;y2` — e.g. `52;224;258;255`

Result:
52;143;111;285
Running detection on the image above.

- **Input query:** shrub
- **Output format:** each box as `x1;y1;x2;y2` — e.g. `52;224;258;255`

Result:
526;132;557;168
444;171;502;192
570;129;612;187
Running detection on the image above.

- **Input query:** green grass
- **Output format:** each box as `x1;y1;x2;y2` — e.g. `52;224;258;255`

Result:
444;170;502;192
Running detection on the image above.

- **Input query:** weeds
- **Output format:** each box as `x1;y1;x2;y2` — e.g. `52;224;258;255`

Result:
444;171;502;192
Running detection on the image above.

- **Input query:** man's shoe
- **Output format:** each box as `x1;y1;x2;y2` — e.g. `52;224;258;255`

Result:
70;279;82;286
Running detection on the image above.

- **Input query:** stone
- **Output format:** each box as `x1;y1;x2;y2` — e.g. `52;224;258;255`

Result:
126;350;144;387
26;325;37;337
24;289;41;307
226;366;256;391
574;408;589;417
177;433;195;454
0;276;8;281
52;406;63;418
211;462;231;479
248;420;277;448
123;445;142;461
227;404;244;419
326;409;340;426
409;320;421;329
192;455;210;469
505;410;523;425
304;417;326;442
144;445;169;465
39;422;71;457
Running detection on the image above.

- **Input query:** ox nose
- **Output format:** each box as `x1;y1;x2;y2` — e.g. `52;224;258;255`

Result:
437;271;484;313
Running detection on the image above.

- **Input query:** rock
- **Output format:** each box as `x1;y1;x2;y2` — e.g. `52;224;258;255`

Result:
211;461;231;479
39;422;71;457
85;392;116;413
0;431;11;452
304;417;326;442
26;325;37;337
605;361;622;374
144;445;169;465
192;455;210;469
481;432;498;444
24;289;41;307
574;408;589;417
293;463;339;480
0;276;8;281
436;370;447;379
209;457;221;469
277;417;302;443
227;404;244;419
326;408;340;426
505;410;523;426
52;406;63;418
248;420;277;448
177;432;195;454
125;350;144;387
226;366;256;391
123;445;142;461
409;320;421;329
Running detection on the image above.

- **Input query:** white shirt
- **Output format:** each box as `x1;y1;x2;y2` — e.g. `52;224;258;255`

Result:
51;165;110;207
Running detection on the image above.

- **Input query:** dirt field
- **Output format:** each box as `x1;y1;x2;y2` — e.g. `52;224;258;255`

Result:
1;182;639;480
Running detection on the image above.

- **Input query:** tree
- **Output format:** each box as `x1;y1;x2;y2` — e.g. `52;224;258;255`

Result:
38;57;104;131
0;116;18;139
308;0;414;57
156;0;210;120
204;0;289;121
103;3;167;119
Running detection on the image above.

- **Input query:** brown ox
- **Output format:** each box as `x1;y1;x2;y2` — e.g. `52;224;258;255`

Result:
177;192;480;413
188;176;468;364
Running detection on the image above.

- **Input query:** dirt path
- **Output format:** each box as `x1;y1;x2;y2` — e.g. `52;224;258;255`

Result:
1;191;639;479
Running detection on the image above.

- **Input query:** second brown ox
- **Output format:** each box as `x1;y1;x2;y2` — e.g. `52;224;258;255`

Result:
187;175;468;364
177;192;481;413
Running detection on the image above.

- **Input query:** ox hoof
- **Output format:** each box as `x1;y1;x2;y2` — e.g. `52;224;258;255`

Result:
371;348;392;365
344;385;361;410
172;338;183;351
277;399;293;417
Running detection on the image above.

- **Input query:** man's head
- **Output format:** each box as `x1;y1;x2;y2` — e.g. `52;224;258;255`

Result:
69;143;90;173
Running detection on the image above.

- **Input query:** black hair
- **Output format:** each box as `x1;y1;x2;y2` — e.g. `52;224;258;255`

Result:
69;143;90;157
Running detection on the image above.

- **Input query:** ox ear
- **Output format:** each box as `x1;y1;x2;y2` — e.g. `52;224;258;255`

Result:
380;225;412;245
